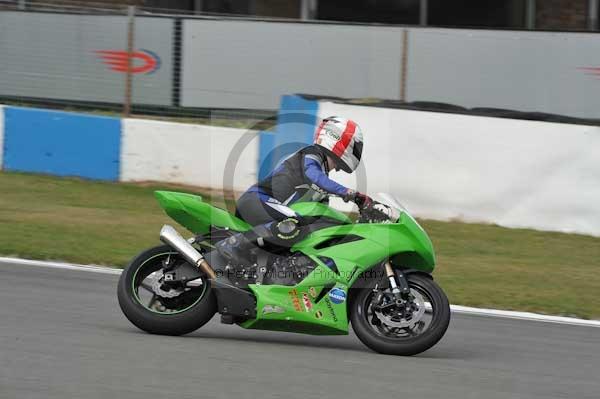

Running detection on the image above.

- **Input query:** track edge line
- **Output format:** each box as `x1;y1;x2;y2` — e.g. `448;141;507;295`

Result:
0;256;122;275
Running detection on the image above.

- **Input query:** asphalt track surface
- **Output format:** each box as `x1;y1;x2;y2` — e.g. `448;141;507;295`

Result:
1;261;599;399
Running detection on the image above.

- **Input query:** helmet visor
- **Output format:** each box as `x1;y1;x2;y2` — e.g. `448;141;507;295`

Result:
352;140;363;162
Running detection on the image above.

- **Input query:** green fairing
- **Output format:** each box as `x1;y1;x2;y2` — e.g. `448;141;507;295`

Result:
242;213;435;334
289;201;352;224
293;213;435;274
154;191;250;234
240;282;349;335
155;190;436;335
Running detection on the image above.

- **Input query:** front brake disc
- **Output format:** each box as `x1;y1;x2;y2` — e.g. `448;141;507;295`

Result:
373;288;426;329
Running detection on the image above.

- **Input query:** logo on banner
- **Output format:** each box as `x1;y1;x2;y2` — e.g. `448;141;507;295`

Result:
95;49;161;74
578;66;600;79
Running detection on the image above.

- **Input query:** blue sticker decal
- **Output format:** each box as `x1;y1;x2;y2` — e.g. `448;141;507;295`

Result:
328;288;346;305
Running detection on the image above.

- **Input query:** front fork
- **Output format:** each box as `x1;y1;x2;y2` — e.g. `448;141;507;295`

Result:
370;262;413;325
384;261;410;300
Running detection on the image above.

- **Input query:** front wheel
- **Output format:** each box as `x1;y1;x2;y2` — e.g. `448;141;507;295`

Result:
117;245;217;336
350;273;450;356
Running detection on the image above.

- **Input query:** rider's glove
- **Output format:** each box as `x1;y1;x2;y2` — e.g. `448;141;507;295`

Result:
343;189;373;209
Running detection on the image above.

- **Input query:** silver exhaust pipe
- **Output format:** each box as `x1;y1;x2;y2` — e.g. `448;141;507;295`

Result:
159;225;217;279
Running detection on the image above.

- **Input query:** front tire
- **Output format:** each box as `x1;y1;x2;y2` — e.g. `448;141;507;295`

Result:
350;273;450;356
117;245;217;336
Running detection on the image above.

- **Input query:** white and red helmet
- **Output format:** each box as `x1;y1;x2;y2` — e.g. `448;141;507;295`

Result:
313;116;364;173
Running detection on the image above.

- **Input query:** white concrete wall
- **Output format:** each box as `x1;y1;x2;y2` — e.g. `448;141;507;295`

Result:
0;105;4;170
319;101;600;236
121;119;258;191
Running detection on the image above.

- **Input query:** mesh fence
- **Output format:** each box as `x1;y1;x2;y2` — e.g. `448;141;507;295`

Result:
0;1;277;128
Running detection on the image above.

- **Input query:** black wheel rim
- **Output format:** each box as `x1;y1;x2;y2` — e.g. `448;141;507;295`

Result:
362;281;436;340
132;252;207;315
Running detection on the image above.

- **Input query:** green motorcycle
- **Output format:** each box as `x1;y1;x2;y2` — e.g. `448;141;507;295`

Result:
117;191;450;356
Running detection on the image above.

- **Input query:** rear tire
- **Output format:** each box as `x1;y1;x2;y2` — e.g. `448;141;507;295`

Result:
350;274;450;356
117;245;217;336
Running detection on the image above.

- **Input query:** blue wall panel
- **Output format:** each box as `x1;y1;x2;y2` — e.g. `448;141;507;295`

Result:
276;94;320;145
257;131;276;181
3;107;121;180
0;106;5;171
257;95;319;180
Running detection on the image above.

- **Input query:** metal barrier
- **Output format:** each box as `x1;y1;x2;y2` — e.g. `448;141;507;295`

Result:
1;3;600;119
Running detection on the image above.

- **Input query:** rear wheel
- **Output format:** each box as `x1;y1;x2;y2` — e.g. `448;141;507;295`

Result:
117;245;217;335
350;273;450;356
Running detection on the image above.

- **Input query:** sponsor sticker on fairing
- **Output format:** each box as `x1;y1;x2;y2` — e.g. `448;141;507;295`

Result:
328;288;346;305
302;292;313;312
324;298;338;322
262;305;285;315
288;289;303;312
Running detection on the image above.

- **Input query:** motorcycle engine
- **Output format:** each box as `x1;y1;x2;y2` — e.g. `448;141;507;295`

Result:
224;254;316;287
263;254;316;286
222;262;259;288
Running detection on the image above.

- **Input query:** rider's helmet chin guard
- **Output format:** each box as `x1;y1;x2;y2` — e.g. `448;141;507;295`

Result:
313;116;364;173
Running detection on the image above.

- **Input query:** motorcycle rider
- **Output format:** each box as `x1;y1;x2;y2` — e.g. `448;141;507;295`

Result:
217;116;374;263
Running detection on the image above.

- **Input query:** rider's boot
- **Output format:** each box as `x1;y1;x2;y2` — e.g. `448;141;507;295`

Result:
216;219;304;264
